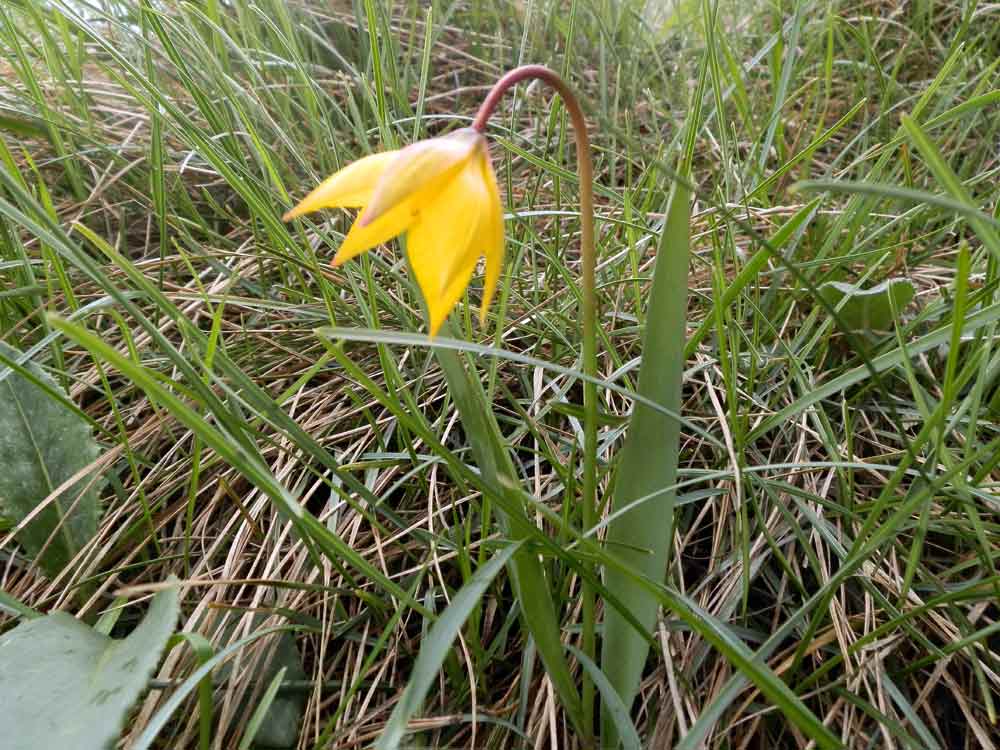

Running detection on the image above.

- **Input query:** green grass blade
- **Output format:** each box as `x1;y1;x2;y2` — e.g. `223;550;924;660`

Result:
900;113;1000;260
46;315;426;616
793;179;1000;232
237;667;288;750
133;626;295;750
374;542;521;750
685;197;821;357
432;340;585;735
568;645;641;750
0;587;40;619
749;300;1000;439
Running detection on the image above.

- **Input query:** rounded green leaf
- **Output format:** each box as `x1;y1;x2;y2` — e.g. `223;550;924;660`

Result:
0;581;180;749
818;278;916;333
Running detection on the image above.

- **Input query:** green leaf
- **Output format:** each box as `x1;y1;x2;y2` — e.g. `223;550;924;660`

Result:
817;278;915;333
0;586;40;620
685;198;821;357
601;176;691;743
0;342;102;577
374;542;521;750
550;400;628;427
899;114;1000;262
0;580;180;749
133;625;298;750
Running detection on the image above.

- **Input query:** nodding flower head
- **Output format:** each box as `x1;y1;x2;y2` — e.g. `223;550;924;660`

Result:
284;128;504;336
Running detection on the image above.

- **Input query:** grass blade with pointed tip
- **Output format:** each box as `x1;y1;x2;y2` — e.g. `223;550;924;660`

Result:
46;314;426;615
0;587;39;619
133;625;297;750
238;667;289;750
569;645;641;750
749;300;1000;440
374;541;522;750
899;113;1000;261
432;338;585;735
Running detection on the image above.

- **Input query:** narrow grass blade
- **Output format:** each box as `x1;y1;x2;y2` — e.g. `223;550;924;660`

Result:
601;176;690;743
169;632;215;750
238;667;288;750
0;588;40;619
749;300;1000;439
569;646;641;750
900;113;1000;260
46;315;426;615
374;542;521;750
685;197;821;357
792;179;1000;232
432;342;585;735
133;626;296;750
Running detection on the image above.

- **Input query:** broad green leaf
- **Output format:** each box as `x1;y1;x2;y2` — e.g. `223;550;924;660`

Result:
0;580;180;749
818;278;915;333
0;342;102;577
374;542;521;750
245;636;306;749
601;177;690;744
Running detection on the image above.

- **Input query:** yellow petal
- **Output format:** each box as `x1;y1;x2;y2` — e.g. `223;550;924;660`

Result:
360;128;482;227
333;197;418;266
430;252;479;336
406;158;489;335
283;151;398;220
332;160;478;265
477;147;505;326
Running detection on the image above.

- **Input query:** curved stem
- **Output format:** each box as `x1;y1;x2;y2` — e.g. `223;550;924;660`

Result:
475;65;599;745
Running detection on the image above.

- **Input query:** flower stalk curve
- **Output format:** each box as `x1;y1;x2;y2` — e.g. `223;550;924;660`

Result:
473;65;600;740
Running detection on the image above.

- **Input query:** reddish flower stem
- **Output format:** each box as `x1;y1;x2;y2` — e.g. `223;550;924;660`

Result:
475;65;599;746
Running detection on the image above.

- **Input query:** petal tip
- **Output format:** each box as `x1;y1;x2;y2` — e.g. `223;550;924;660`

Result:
427;311;447;337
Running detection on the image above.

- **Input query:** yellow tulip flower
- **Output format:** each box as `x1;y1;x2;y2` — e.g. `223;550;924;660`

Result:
284;127;503;335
